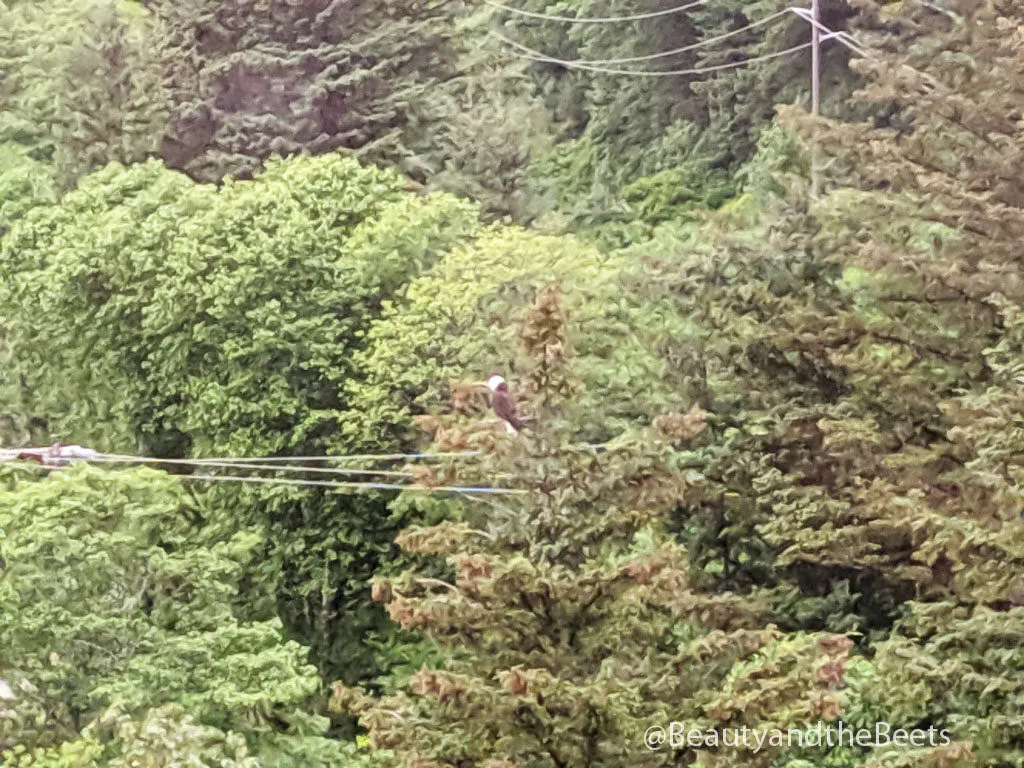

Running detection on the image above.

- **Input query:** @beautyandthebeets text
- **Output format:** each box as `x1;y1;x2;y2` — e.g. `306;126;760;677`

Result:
643;721;953;753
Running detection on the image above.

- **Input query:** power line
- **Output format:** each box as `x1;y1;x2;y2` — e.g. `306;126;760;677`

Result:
90;454;413;477
2;442;622;500
483;0;713;24
787;8;867;56
164;450;485;464
97;442;611;466
493;9;791;66
493;36;813;76
3;456;523;497
176;474;527;496
488;3;867;83
3;442;614;470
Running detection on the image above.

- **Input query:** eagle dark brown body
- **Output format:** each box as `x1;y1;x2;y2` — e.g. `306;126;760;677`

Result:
486;374;524;434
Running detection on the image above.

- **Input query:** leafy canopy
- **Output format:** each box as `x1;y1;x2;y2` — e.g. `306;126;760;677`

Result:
0;465;371;766
0;152;481;683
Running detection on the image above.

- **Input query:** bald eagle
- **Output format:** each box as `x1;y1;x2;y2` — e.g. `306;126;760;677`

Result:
485;374;525;434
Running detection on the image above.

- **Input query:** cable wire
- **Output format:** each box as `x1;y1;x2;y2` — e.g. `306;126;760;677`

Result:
96;442;610;466
2;443;631;498
496;9;791;65
483;0;712;24
493;35;813;75
179;473;526;495
90;455;412;478
2;453;524;497
131;451;487;464
787;8;867;56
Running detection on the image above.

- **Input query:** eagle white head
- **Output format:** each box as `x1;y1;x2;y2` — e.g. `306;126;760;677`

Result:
486;374;506;392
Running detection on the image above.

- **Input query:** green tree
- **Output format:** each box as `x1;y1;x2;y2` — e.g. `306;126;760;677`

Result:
0;144;55;249
0;145;56;446
612;152;1015;764
494;0;854;227
2;707;257;767
343;227;693;455
0;0;168;189
150;0;457;183
770;0;1024;763
0;465;374;766
688;0;860;170
339;288;857;768
0;153;481;682
149;0;551;218
498;0;705;170
414;62;556;222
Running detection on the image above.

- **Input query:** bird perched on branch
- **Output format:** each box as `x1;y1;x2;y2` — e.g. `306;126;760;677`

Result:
481;374;525;435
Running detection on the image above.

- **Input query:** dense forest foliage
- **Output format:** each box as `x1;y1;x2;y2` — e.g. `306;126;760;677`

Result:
2;0;1023;765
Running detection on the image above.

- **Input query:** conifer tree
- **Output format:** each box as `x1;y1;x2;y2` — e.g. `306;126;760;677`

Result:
336;287;859;768
769;0;1024;610
0;465;365;766
147;0;440;182
0;0;169;188
148;0;553;217
761;0;1024;761
494;0;860;219
496;0;724;222
689;0;858;169
0;154;482;683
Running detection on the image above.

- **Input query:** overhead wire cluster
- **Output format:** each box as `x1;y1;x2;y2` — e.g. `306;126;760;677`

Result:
485;0;864;77
1;438;623;500
0;444;540;500
90;452;525;496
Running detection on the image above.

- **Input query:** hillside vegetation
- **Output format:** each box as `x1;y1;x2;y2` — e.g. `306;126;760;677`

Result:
1;0;1023;766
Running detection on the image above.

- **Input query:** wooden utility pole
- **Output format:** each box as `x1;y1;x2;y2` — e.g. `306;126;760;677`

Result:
810;0;821;198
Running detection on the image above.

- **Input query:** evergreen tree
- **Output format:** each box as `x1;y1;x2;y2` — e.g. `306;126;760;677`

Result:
149;0;461;183
689;0;859;169
0;0;169;189
494;0;861;225
148;0;550;218
762;0;1024;761
0;154;481;683
414;63;556;222
771;0;1024;610
593;78;1022;755
496;0;730;226
0;145;55;239
342;227;693;454
337;287;856;768
0;465;372;766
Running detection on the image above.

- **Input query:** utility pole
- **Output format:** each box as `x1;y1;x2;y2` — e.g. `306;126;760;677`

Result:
810;0;821;198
